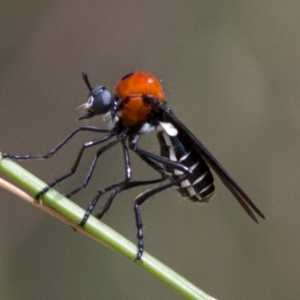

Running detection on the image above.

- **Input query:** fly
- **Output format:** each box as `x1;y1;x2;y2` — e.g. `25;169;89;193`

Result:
3;71;265;259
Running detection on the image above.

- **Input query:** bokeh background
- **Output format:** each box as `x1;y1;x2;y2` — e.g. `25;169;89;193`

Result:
1;1;299;299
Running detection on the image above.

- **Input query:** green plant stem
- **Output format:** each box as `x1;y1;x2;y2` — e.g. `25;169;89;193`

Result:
0;154;217;300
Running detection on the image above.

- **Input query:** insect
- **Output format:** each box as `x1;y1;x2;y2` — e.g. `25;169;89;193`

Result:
3;71;265;259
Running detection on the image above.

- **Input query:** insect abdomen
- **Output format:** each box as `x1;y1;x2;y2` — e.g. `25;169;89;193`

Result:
157;130;215;202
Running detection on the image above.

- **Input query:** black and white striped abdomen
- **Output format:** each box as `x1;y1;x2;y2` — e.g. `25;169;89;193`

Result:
157;130;215;202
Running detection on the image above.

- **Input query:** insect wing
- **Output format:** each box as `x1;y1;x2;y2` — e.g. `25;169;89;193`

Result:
156;102;265;223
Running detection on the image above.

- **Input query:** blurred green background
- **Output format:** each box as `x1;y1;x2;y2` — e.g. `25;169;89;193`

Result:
1;1;299;299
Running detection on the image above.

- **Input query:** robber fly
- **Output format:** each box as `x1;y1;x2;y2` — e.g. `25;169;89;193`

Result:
3;71;265;259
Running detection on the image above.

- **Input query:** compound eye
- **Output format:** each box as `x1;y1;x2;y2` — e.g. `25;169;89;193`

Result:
89;86;112;115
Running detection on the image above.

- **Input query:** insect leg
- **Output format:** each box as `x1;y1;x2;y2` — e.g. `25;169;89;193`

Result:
3;126;110;160
128;134;194;259
36;132;116;198
133;176;189;260
79;178;165;226
129;136;192;176
64;140;119;198
80;135;168;226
